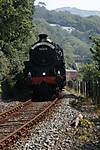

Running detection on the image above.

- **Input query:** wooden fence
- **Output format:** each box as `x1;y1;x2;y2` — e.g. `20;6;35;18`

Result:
66;80;100;104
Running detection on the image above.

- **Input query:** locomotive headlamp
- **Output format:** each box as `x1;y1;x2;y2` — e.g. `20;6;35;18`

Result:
43;72;46;76
58;70;60;75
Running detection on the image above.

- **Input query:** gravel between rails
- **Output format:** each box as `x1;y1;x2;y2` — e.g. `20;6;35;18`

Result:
1;92;100;150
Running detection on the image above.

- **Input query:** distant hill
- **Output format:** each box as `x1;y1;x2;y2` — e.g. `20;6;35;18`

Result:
33;6;100;66
55;7;100;17
34;6;100;34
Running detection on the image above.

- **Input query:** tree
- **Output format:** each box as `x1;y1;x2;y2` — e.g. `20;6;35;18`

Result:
79;63;99;81
0;0;36;80
78;36;100;82
90;36;100;70
38;2;46;7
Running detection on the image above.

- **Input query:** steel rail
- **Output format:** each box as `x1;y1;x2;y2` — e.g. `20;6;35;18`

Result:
0;99;32;124
0;98;58;149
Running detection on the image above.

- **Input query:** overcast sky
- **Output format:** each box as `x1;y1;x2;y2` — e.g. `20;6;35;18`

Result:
35;0;100;11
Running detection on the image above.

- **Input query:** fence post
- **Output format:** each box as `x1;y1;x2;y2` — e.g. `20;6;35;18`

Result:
97;80;100;104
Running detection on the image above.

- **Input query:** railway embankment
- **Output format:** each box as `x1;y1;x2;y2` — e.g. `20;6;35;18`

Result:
0;91;100;150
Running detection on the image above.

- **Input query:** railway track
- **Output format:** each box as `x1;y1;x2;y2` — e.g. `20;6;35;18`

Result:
0;98;58;150
0;100;32;124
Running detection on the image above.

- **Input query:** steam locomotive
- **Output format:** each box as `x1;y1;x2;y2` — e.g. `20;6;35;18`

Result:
23;34;66;100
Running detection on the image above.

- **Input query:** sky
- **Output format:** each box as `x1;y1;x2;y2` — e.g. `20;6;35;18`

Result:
35;0;100;11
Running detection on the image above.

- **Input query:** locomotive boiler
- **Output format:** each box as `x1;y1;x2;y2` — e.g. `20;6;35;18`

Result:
24;34;66;100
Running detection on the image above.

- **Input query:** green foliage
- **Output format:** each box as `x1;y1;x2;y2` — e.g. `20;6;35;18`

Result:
90;36;100;71
0;0;37;97
79;63;99;81
76;118;93;141
80;119;92;128
76;128;92;141
79;36;100;82
0;0;34;41
0;0;36;82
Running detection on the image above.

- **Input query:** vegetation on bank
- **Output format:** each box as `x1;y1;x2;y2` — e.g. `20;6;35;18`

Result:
0;0;37;81
79;36;100;81
0;0;37;96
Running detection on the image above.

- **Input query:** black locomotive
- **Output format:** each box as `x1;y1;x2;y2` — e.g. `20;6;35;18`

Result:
24;34;66;100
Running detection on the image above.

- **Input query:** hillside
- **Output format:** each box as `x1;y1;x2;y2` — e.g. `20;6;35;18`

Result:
33;6;100;66
34;6;100;34
55;7;100;17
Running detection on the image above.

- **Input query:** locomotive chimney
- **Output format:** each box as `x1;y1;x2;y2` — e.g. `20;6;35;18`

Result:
39;34;48;42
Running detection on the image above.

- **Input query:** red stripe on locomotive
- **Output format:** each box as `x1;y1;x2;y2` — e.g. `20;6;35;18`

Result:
31;75;66;85
32;76;57;84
